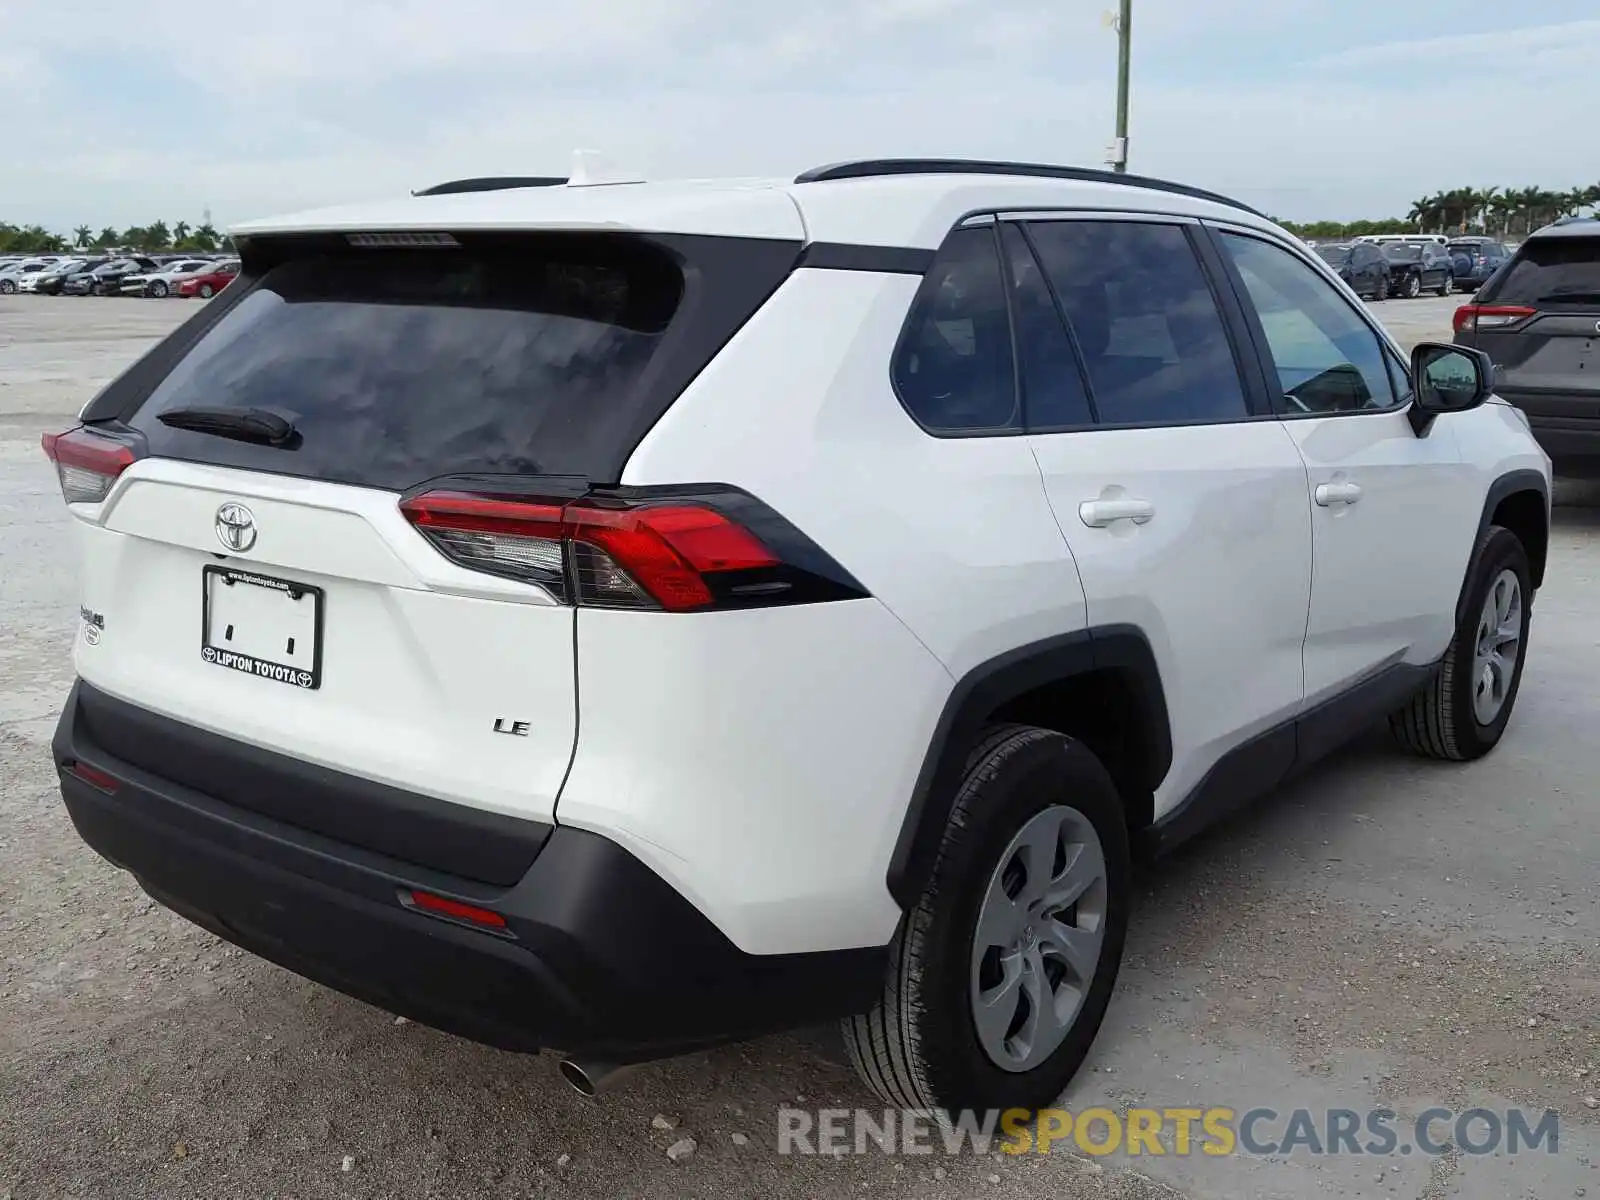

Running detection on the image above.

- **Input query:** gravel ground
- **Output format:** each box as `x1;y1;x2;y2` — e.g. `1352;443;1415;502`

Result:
0;293;1595;1200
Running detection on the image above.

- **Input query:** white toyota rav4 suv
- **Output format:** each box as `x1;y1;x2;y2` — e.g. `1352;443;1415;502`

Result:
47;160;1550;1113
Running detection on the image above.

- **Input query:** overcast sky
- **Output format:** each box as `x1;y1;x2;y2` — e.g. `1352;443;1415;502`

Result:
4;1;1597;232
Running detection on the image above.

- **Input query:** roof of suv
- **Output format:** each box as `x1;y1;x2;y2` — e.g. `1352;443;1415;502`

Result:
1527;216;1600;242
231;161;1277;251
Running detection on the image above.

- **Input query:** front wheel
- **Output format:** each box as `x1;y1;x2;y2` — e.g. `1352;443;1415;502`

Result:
0;279;15;295
1404;272;1422;299
151;280;168;298
198;284;215;298
1391;525;1532;761
842;725;1130;1114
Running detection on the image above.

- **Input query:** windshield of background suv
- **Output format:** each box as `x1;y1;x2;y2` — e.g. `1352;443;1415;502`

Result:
1488;238;1600;306
129;239;687;491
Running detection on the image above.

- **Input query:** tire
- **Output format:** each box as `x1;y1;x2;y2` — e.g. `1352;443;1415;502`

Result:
1390;525;1532;761
1373;275;1388;301
1404;272;1422;299
0;279;15;295
151;280;168;298
1438;273;1453;297
199;284;214;299
842;724;1131;1114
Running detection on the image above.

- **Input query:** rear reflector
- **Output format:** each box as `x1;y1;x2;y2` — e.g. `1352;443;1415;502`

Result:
1453;304;1536;335
406;889;508;930
41;427;136;504
65;760;120;794
400;491;778;611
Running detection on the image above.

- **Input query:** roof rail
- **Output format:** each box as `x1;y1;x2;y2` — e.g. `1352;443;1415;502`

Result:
794;159;1263;218
412;176;568;197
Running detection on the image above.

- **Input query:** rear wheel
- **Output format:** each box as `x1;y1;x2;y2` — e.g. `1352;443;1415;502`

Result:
1438;273;1454;296
151;280;169;298
842;725;1130;1114
1391;525;1531;761
199;283;215;298
0;279;15;295
1373;275;1388;301
1404;272;1422;299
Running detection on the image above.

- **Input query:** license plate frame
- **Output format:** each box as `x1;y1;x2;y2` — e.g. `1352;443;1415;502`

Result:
200;565;324;690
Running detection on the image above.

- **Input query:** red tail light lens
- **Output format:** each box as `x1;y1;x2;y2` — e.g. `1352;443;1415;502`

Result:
1452;304;1536;335
41;427;136;504
399;492;779;611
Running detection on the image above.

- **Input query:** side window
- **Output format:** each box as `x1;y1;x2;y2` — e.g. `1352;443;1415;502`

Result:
1026;220;1249;426
892;226;1019;434
998;223;1094;430
1219;232;1399;415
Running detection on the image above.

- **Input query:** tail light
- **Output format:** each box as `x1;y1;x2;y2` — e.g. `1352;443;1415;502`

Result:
1453;304;1536;335
399;488;865;612
404;888;510;933
40;427;137;504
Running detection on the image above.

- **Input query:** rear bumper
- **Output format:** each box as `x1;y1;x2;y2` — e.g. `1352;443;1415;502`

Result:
1499;397;1600;473
53;681;883;1061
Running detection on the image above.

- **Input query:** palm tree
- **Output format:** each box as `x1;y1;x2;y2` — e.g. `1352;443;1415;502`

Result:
1406;195;1438;233
73;225;92;249
95;226;118;248
1475;187;1501;234
172;220;191;244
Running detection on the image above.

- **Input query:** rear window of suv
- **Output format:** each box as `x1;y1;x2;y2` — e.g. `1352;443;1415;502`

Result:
1486;238;1600;307
127;238;686;491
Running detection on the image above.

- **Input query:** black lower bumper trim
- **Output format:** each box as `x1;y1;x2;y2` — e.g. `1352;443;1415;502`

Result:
72;681;549;885
54;681;886;1060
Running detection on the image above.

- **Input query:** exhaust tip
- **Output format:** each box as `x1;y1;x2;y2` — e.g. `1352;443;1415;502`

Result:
559;1058;600;1097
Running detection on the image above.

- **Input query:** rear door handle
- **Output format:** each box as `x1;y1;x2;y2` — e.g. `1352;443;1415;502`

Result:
1314;481;1363;507
1078;497;1156;528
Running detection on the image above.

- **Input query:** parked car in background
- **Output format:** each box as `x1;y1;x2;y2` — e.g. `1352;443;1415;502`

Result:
19;258;85;293
1382;242;1456;298
0;259;56;294
175;261;240;298
33;259;107;296
1359;234;1451;247
1447;237;1513;292
80;257;161;296
1454;216;1600;477
1314;241;1390;299
120;259;214;298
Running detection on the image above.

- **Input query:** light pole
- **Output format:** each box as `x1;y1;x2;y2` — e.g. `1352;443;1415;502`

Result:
1106;0;1132;173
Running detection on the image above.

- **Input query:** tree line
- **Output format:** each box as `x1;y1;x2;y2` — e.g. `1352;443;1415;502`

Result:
1278;184;1600;241
1;220;232;255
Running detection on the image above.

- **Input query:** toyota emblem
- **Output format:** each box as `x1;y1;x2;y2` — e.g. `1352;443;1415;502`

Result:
215;502;257;552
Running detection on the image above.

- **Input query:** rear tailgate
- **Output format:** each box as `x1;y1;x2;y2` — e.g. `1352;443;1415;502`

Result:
59;229;799;865
1464;235;1600;419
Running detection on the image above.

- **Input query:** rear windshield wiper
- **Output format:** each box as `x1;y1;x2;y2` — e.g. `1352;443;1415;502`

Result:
157;406;298;447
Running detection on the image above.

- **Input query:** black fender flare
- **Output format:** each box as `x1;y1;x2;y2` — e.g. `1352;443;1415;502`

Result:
885;625;1170;909
1455;468;1549;627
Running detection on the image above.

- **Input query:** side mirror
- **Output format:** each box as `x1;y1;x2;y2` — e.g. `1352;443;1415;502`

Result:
1409;342;1492;435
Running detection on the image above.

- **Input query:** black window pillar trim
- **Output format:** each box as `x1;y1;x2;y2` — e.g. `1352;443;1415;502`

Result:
886;625;1171;908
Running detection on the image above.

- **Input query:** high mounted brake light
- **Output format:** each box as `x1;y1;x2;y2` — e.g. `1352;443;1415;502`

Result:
399;491;780;611
40;427;136;504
